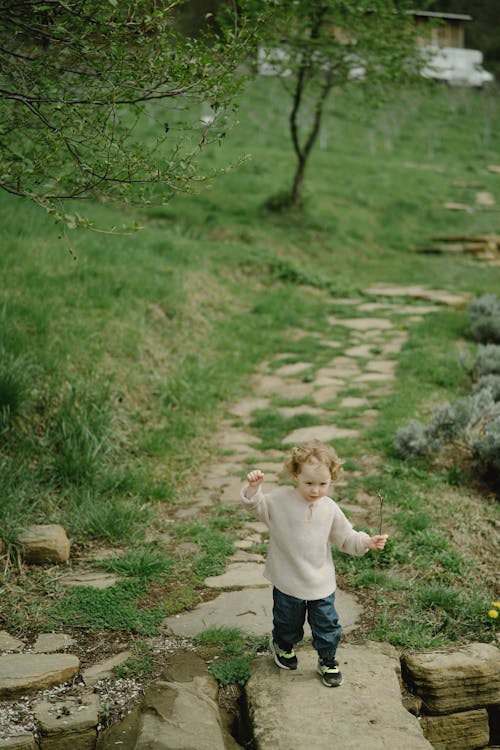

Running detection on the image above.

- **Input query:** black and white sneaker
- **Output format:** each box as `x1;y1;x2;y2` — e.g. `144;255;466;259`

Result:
317;656;343;687
269;637;298;670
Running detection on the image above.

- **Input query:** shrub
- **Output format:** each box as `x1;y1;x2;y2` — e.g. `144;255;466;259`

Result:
394;390;497;459
472;374;500;402
394;389;500;486
471;415;500;478
468;294;500;343
473;344;500;377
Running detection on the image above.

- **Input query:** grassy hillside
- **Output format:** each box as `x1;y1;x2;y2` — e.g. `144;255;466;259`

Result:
1;77;499;653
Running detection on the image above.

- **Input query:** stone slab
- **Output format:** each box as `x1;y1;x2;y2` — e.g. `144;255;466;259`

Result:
274;362;313;376
365;285;470;308
246;642;433;750
33;633;76;653
0;632;25;652
35;693;99;735
59;571;118;590
327;317;394;331
283;425;359;443
204;562;269;588
163;588;362;639
81;651;132;686
0;654;79;697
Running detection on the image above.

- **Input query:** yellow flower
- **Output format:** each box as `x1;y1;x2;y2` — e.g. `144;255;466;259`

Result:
488;609;499;619
491;601;500;608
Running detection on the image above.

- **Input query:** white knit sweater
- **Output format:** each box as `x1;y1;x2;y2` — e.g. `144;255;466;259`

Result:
241;484;370;600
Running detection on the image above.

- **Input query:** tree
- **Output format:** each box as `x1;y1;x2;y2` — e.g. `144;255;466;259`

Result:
254;0;422;210
0;0;253;228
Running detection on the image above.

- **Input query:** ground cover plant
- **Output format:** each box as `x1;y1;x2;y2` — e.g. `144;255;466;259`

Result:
0;77;499;692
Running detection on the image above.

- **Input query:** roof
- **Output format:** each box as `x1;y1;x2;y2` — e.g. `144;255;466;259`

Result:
410;10;473;22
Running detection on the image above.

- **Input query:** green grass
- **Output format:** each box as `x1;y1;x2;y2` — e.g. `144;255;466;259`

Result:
1;76;499;656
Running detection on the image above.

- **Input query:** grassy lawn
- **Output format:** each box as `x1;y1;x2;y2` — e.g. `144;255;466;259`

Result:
1;77;499;677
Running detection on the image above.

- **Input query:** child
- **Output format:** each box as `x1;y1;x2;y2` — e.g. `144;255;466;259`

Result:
241;439;388;688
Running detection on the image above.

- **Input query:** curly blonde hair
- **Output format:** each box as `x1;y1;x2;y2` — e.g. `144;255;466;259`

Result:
283;440;343;481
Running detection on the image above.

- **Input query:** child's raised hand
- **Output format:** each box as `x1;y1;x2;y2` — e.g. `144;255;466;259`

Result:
247;469;265;487
364;534;389;551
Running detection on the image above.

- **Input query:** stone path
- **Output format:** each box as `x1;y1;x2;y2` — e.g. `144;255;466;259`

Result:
161;287;469;749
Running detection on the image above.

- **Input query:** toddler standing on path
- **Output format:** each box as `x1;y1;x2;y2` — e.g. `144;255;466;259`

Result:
241;440;387;687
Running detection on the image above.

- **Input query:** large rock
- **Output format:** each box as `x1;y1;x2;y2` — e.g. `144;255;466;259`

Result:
133;652;232;750
35;693;99;750
246;642;433;750
0;653;79;697
17;525;70;564
402;642;500;715
420;709;490;750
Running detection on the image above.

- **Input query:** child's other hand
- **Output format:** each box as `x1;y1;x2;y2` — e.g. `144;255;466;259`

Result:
364;534;388;551
247;469;265;487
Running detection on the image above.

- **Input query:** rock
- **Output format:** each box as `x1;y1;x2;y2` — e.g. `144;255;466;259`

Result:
0;653;79;697
401;642;500;715
475;191;495;206
283;425;359;444
17;525;70;564
33;633;76;653
245;642;433;749
420;708;490;750
59;571;118;589
0;735;37;750
81;651;132;686
35;693;99;750
327;317;394;331
163;587;362;639
0;631;25;652
204;562;269;589
133;653;229;750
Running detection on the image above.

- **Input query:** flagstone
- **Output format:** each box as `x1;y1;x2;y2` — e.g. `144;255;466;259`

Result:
243;522;268;534
33;633;76;653
328;317;394;331
312;386;344;405
355;372;394;383
274;361;313;376
0;654;79;697
365;284;470;308
340;397;370;408
276;405;325;418
163;587;361;638
59;571;118;589
205;562;269;589
283;425;359;444
365;360;397;374
227;397;270;419
251;375;288;395
0;632;25;653
345;345;375;357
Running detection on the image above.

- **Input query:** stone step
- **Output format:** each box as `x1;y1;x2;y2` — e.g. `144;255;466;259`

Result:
245;642;433;750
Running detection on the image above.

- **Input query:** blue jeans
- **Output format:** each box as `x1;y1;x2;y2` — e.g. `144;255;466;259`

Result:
272;586;342;660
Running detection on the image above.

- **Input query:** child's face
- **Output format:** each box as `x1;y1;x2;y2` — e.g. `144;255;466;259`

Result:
293;459;331;503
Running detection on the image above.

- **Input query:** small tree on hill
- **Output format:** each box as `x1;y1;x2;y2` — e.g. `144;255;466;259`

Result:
254;0;422;209
0;0;253;228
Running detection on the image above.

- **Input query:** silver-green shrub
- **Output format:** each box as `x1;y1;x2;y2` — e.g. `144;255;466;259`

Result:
472;374;500;402
394;389;500;482
468;294;500;343
473;344;500;377
471;415;500;476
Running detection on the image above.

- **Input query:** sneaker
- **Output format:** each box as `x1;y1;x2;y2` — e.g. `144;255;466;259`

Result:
269;637;298;670
317;656;343;687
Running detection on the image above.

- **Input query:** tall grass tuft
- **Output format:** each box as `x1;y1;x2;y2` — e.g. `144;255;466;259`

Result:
49;384;111;485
